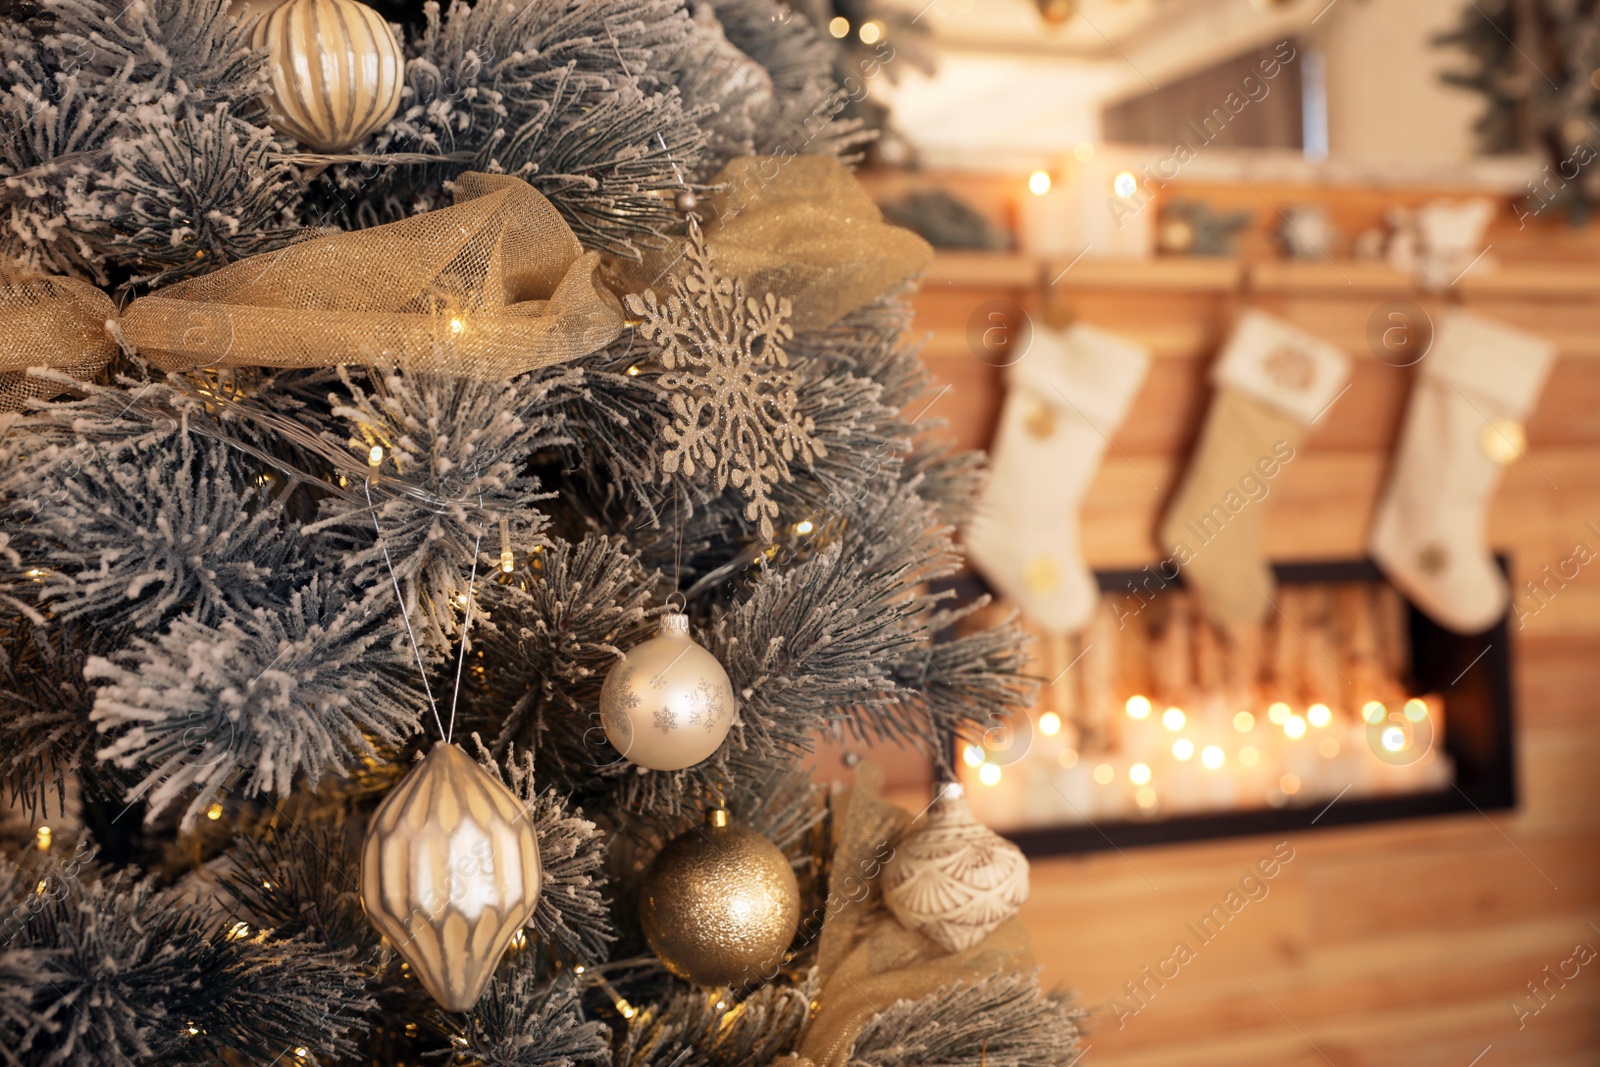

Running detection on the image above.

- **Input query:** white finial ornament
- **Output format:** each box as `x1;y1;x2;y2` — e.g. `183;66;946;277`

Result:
360;743;543;1012
882;783;1029;953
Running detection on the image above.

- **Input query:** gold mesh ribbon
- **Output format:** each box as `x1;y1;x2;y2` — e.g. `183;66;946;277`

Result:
626;155;934;333
0;156;931;412
0;172;623;410
0;273;119;412
784;764;1038;1067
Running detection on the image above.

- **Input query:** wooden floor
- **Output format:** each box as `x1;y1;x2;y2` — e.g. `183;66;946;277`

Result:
890;217;1600;1065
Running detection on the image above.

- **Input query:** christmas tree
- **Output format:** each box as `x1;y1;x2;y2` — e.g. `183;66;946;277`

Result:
0;1;1080;1064
1435;0;1600;222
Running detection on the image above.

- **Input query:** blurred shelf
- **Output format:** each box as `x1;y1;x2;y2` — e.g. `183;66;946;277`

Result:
923;251;1600;305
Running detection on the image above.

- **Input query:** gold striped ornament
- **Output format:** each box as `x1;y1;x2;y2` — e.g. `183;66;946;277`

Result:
360;743;543;1012
251;0;404;153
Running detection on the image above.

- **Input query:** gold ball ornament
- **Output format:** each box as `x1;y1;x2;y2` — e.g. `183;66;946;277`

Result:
882;784;1029;953
599;613;736;771
251;0;404;152
640;808;801;986
360;743;543;1012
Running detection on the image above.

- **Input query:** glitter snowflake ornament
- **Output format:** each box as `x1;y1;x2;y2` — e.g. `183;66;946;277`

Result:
625;220;823;540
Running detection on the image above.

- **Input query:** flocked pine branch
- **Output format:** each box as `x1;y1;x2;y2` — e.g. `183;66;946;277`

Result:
0;0;288;286
0;618;129;816
104;104;301;286
704;0;870;164
481;739;618;963
468;534;659;763
15;432;304;630
310;366;575;646
450;966;612;1067
0;858;375;1066
346;0;707;252
849;973;1085;1067
613;968;819;1067
88;578;428;826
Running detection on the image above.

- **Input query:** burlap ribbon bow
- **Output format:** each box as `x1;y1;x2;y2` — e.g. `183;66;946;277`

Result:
0;156;933;412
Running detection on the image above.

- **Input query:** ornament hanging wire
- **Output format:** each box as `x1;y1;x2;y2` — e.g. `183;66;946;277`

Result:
364;477;484;744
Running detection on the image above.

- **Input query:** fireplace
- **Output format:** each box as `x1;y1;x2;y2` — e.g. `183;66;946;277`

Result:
953;559;1516;855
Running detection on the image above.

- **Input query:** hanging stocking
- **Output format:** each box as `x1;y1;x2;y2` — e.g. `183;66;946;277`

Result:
1158;310;1351;627
1370;310;1554;633
966;323;1149;634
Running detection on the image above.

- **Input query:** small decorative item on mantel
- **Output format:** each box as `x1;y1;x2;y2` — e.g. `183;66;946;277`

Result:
1277;204;1337;261
880;190;1013;251
1158;200;1254;256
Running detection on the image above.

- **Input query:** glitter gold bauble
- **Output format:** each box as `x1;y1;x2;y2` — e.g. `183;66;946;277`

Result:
252;0;404;152
360;743;542;1012
599;613;736;771
882;784;1029;953
639;808;800;986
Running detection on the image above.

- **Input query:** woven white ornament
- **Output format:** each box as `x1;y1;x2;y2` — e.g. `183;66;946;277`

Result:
252;0;404;153
881;784;1029;953
361;743;542;1012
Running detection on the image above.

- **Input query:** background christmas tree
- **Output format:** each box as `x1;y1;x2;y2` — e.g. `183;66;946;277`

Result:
0;1;1079;1063
1435;0;1600;223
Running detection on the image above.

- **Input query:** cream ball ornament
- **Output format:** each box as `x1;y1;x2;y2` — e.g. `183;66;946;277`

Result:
251;0;404;153
360;742;543;1012
598;613;736;771
640;808;801;986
